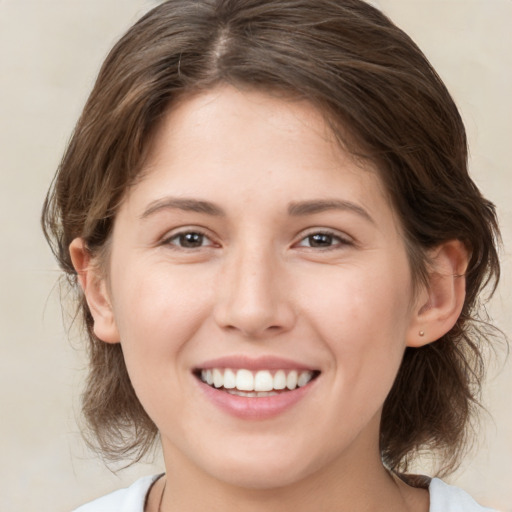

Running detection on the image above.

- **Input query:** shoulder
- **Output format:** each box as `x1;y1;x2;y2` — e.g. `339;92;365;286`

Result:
71;474;162;512
429;478;497;512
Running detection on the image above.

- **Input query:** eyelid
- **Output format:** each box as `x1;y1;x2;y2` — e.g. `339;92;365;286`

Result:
158;226;353;250
161;226;218;248
293;228;354;249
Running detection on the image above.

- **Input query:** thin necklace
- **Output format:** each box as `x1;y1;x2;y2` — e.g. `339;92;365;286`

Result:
158;479;166;512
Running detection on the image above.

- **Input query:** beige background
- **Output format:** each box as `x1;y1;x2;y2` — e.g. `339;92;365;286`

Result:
0;0;510;510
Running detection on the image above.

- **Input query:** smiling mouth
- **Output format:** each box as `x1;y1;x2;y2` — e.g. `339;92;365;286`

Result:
195;368;320;397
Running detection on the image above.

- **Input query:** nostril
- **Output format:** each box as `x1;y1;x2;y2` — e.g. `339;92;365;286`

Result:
212;269;296;337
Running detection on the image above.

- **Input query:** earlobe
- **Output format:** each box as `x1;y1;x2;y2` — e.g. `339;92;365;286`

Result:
69;238;120;344
407;240;469;348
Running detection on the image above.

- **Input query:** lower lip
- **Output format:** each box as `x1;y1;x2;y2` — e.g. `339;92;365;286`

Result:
196;378;317;420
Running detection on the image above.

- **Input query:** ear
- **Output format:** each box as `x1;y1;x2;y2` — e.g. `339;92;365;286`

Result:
69;238;120;344
406;240;469;348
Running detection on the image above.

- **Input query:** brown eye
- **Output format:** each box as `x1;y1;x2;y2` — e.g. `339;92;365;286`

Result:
308;233;334;247
180;232;204;247
296;231;350;249
167;231;211;248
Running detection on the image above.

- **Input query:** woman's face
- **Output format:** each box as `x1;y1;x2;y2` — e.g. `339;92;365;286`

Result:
97;86;423;488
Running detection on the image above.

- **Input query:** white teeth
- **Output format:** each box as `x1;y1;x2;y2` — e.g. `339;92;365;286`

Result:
199;368;316;392
273;370;287;390
298;371;313;387
223;368;236;389
213;368;223;388
254;370;273;392
236;369;254;391
227;390;279;397
286;370;298;390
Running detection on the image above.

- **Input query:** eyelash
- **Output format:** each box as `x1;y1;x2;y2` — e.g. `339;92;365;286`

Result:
162;228;215;249
162;228;352;251
295;230;352;250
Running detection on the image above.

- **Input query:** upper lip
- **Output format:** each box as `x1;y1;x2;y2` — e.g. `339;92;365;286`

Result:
194;355;319;372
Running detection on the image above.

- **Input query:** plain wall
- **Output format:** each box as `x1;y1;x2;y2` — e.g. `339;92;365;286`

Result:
0;0;510;510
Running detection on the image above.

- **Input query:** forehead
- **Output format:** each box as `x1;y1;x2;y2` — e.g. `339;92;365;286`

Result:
126;85;397;229
147;85;341;168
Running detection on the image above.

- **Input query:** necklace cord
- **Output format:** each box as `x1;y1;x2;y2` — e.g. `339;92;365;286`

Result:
157;478;166;512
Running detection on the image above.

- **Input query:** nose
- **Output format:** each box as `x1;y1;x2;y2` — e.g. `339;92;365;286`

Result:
213;245;296;339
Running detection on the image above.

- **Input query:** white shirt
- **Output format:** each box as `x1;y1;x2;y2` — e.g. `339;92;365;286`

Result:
72;474;497;511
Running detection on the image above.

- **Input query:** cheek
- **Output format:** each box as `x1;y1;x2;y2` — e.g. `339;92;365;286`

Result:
305;259;412;337
109;267;216;430
113;260;211;339
109;263;213;394
303;261;412;398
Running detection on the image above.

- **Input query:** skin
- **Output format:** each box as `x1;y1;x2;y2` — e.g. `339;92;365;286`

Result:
71;85;468;512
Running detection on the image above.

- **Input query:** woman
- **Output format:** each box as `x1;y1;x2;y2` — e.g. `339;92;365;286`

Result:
42;0;501;510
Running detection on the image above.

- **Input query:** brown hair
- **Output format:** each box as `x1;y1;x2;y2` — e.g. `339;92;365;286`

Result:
42;0;501;478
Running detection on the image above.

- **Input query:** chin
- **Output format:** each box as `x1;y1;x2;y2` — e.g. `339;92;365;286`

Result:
195;445;328;491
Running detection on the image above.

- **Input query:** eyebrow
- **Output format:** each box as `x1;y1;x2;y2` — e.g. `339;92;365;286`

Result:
288;199;374;224
140;197;226;219
140;196;374;224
